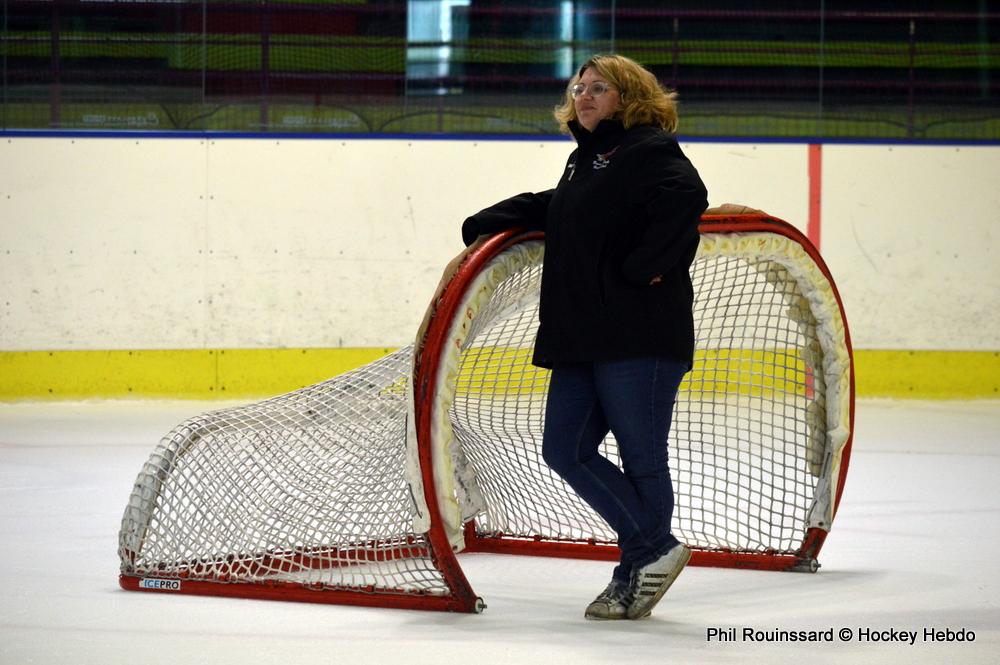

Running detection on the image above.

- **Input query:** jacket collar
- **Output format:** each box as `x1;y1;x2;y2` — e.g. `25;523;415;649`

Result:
568;118;627;149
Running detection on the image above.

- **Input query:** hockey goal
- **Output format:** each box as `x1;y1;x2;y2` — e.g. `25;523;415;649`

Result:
118;214;854;613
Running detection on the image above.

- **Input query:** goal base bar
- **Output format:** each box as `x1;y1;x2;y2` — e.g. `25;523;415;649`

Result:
118;574;484;613
464;534;820;572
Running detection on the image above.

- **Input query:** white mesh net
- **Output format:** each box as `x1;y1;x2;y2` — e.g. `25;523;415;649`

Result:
119;348;448;596
119;225;852;604
442;234;849;556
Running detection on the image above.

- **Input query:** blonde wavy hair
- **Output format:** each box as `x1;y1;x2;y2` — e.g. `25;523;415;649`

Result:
554;54;678;134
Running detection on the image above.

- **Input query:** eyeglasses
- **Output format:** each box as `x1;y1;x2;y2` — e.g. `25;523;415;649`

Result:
570;81;616;99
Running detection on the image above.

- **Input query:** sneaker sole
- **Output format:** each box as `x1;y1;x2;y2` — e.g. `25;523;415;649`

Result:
626;545;691;620
585;608;650;621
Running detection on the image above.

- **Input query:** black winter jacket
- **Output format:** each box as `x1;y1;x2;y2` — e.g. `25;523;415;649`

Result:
461;118;709;369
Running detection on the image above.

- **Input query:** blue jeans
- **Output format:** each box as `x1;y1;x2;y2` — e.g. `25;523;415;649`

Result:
542;357;686;583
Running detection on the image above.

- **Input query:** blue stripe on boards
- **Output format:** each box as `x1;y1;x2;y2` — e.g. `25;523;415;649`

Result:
2;129;998;147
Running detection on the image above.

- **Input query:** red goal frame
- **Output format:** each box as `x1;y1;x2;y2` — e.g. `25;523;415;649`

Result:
120;214;855;613
412;215;855;611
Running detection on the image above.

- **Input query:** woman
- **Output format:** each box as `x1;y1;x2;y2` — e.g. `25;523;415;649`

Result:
461;55;708;620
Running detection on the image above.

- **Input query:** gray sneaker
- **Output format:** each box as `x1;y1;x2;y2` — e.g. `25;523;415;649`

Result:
626;543;691;620
584;580;634;620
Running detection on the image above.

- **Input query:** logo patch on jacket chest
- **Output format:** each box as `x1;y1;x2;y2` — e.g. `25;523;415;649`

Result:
592;146;619;170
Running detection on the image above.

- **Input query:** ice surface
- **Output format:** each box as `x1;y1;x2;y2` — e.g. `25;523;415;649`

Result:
0;399;997;665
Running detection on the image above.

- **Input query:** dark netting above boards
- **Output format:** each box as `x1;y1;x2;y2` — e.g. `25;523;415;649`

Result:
2;1;997;139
